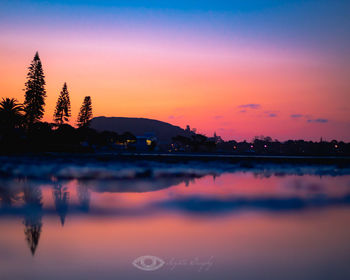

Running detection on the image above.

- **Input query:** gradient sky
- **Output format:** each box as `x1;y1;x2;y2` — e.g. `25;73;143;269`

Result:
1;0;349;141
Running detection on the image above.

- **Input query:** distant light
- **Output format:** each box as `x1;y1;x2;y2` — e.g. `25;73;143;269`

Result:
233;146;237;149
264;144;267;148
250;145;254;148
335;144;338;148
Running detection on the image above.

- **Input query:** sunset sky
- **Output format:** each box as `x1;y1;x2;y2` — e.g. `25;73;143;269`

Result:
0;0;349;141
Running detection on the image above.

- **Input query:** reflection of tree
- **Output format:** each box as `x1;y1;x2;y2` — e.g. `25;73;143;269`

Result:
52;184;70;226
23;185;43;256
77;182;90;213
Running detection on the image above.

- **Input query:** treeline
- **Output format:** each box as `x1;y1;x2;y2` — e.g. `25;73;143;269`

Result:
172;134;350;156
1;52;349;156
171;134;216;152
0;52;98;152
0;122;139;153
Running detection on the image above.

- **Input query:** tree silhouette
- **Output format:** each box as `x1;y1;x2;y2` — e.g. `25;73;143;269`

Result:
77;96;92;128
23;52;46;126
53;82;71;125
0;98;24;130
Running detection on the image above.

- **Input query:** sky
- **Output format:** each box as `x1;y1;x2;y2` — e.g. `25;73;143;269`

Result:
0;0;349;141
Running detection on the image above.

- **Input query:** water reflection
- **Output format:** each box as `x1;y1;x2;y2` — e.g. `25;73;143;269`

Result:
0;171;350;259
77;182;90;213
0;182;19;208
52;183;70;226
23;183;43;256
156;194;350;214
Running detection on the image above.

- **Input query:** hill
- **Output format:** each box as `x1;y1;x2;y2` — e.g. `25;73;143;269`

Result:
91;116;189;143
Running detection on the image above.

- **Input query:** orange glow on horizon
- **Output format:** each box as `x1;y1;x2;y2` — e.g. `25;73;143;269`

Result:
1;30;349;141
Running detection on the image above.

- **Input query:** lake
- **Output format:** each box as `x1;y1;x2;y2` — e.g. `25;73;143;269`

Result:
0;158;350;280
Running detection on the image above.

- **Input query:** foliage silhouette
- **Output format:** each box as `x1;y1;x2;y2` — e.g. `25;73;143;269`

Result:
53;82;71;125
0;98;24;130
0;53;349;156
0;98;25;150
77;96;92;128
172;134;215;152
23;52;46;126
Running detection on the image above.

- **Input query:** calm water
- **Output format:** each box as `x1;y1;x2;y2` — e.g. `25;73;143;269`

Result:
1;162;350;280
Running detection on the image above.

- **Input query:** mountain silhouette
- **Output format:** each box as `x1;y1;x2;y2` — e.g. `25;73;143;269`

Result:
91;116;190;143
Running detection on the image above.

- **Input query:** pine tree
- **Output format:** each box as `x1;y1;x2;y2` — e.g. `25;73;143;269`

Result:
53;83;71;125
23;52;46;125
77;96;93;128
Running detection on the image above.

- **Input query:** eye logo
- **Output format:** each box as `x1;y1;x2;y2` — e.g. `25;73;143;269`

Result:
133;255;165;271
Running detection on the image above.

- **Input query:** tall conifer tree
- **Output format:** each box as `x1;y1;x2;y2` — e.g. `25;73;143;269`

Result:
77;96;92;128
23;52;46;125
53;83;71;125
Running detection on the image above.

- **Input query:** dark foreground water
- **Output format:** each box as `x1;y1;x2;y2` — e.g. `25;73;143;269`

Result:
0;159;350;280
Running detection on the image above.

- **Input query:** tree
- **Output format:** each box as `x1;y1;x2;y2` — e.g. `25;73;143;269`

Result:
0;98;24;130
23;52;46;126
53;83;71;125
77;96;92;128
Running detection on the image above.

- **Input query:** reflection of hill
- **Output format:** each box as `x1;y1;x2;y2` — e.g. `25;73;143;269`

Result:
153;194;350;214
0;177;349;224
87;176;194;193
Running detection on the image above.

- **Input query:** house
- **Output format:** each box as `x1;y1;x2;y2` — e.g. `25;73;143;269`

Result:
128;132;158;151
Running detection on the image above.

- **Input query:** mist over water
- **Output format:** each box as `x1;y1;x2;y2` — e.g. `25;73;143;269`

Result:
1;155;350;179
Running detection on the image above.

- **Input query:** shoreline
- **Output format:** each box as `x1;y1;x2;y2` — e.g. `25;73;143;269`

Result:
1;152;350;165
1;152;350;179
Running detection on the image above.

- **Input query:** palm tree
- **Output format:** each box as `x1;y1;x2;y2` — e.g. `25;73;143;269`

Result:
0;98;24;130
